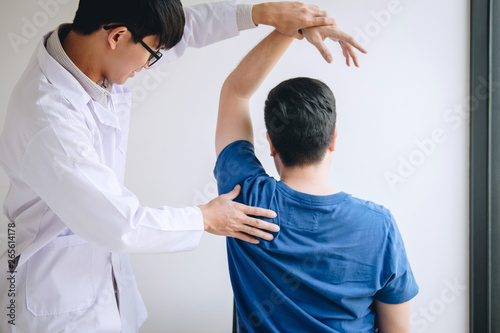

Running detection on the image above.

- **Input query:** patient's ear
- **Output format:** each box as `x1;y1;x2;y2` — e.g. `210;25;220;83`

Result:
266;132;277;157
328;127;338;152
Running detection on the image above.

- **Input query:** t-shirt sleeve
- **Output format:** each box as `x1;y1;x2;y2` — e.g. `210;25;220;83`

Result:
214;140;267;195
375;212;419;304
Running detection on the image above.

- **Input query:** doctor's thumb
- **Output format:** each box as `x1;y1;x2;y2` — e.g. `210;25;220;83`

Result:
223;184;242;200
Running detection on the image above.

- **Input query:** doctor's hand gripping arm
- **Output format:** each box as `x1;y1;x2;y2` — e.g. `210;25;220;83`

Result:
251;2;335;39
161;1;340;63
253;4;368;63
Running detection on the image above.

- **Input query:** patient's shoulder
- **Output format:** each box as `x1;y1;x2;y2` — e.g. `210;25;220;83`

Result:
344;195;394;223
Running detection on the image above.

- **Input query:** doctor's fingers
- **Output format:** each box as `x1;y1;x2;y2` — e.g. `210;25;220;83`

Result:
231;232;260;245
230;219;277;244
237;215;278;238
234;202;278;221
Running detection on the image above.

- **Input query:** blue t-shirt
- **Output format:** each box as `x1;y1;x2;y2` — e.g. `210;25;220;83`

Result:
214;141;419;333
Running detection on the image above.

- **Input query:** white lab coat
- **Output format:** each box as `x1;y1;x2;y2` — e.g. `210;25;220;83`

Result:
0;1;240;332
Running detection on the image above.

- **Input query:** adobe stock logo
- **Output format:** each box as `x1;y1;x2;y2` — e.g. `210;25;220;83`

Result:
353;0;404;48
384;75;497;191
411;278;466;332
384;129;448;191
7;0;72;54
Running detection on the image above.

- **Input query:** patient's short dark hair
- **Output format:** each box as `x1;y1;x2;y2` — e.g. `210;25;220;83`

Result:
264;78;336;167
72;0;185;50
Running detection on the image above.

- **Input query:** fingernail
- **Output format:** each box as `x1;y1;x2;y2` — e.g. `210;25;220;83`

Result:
273;225;280;232
326;56;333;63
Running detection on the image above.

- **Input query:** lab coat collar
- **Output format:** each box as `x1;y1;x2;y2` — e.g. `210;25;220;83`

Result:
38;31;121;131
38;31;91;112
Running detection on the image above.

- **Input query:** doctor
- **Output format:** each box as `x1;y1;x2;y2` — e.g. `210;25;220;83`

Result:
0;0;362;331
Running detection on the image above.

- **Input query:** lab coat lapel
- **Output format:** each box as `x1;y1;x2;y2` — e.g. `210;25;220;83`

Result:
38;31;91;112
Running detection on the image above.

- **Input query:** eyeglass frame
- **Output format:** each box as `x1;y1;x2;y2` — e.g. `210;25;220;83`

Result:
103;25;162;67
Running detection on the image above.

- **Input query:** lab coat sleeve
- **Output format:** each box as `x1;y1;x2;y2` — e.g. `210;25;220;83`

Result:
158;0;240;64
19;119;204;254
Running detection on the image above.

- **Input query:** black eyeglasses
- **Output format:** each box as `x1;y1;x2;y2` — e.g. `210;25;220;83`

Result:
104;25;162;67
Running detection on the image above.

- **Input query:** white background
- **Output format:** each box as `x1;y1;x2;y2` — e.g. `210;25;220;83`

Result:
0;0;469;332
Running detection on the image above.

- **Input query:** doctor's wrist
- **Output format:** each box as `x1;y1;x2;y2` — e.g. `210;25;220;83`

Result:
252;3;271;28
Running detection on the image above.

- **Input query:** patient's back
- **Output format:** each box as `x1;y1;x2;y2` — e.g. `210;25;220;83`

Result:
214;140;418;333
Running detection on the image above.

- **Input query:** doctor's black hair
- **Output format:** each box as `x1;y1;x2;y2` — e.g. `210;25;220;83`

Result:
264;77;336;168
71;0;185;50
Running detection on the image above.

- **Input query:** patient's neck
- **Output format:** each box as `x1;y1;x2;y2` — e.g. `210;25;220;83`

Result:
279;157;336;196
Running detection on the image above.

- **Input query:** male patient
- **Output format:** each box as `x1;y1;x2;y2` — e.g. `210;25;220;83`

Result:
213;27;418;332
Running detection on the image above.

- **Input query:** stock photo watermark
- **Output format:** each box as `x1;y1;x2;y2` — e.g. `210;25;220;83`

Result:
130;67;170;109
63;289;114;332
245;249;335;329
6;222;17;326
246;270;305;328
384;129;448;191
384;75;499;191
7;0;72;54
354;0;404;48
410;278;467;332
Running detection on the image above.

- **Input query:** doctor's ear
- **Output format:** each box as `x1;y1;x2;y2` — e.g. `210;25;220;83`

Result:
104;26;129;50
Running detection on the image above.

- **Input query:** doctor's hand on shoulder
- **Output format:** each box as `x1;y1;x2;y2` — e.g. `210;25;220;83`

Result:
199;185;279;244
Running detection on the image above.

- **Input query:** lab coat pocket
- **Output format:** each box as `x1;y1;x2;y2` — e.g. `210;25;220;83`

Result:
26;234;95;316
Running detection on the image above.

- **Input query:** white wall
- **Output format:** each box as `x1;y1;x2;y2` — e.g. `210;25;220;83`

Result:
0;0;469;332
